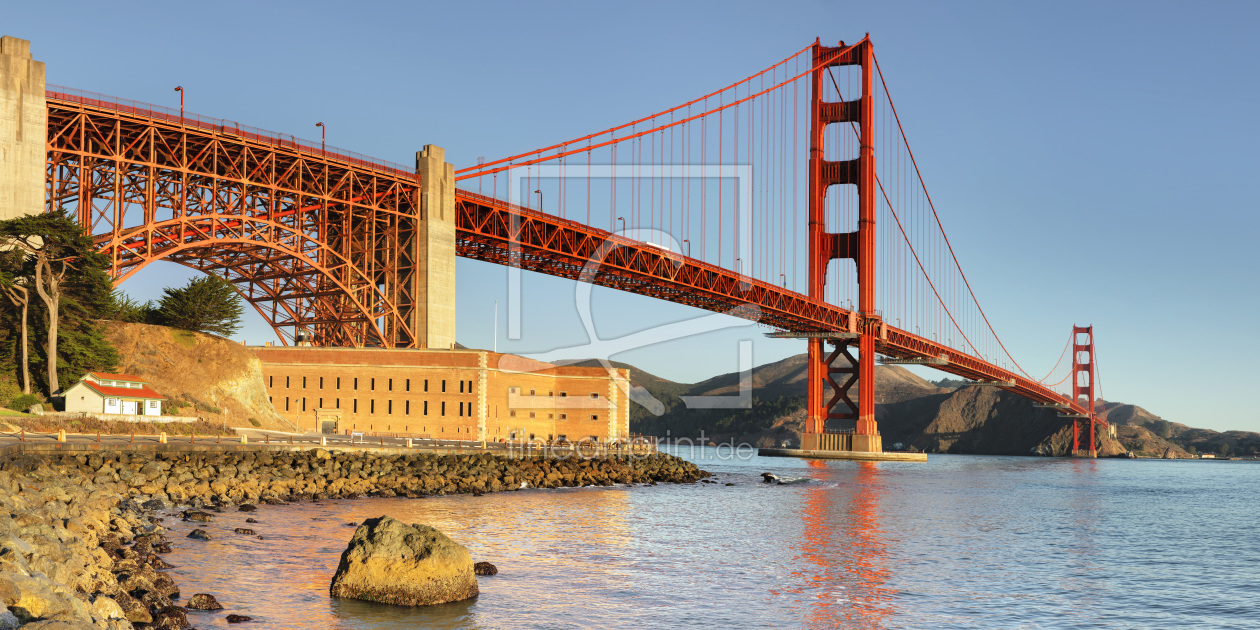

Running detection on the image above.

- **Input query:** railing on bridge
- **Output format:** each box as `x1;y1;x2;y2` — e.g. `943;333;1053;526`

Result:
45;84;416;179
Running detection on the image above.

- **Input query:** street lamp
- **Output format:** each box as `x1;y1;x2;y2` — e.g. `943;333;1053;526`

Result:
315;122;325;154
682;239;690;256
780;273;786;287
173;86;183;122
534;189;542;212
617;216;625;232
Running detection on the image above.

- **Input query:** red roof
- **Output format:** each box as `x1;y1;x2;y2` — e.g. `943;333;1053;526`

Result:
88;371;147;382
80;380;167;400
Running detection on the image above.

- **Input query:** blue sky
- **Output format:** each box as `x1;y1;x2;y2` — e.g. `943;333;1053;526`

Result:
10;0;1259;432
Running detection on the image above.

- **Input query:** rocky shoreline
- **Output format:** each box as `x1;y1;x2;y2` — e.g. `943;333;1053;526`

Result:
0;448;709;628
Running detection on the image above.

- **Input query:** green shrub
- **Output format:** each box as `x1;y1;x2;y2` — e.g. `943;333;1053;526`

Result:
9;393;41;411
0;378;20;409
248;418;261;427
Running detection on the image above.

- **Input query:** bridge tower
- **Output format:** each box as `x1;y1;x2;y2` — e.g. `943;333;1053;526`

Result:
0;36;45;221
803;37;882;453
1071;325;1097;456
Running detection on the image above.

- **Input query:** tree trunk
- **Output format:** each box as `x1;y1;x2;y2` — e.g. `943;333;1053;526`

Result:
2;285;31;394
33;251;64;395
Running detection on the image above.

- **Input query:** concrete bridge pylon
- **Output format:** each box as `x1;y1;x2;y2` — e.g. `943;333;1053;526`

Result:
0;35;45;221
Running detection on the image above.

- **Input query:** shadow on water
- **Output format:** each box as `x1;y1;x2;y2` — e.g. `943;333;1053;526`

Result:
329;595;482;629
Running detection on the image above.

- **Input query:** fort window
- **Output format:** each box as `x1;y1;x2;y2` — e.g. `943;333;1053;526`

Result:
370;400;375;414
353;399;358;413
319;376;324;389
424;379;429;392
423;401;429;415
441;380;446;393
302;398;306;411
285;397;290;411
548;413;554;420
406;379;410;392
560;413;567;420
286;376;290;388
405;401;410;415
591;414;599;421
530;389;535;396
388;379;393;391
302;377;307;389
459;381;464;394
354;378;358;390
559;392;567;397
468;380;474;392
269;376;273;387
337;377;341;389
388;400;393;415
509;410;516;417
459;402;464;416
529;412;535;419
590;392;599;399
441;401;446;416
336;398;340;409
371;378;375;391
318;397;323;408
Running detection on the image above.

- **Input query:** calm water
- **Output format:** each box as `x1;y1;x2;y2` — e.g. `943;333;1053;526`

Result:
157;450;1260;629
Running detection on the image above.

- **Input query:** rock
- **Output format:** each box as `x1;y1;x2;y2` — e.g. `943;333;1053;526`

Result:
473;562;498;576
186;593;224;610
187;529;211;541
245;518;258;524
761;472;776;483
238;504;257;512
226;613;253;623
151;605;190;629
345;522;358;527
725;483;735;486
329;516;478;606
90;595;125;620
0;605;18;630
234;528;256;535
182;510;213;523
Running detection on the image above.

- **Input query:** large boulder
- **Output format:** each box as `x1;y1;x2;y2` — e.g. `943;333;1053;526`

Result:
329;516;478;606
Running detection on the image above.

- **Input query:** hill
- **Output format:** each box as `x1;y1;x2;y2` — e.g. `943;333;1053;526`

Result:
105;322;286;429
580;352;1258;457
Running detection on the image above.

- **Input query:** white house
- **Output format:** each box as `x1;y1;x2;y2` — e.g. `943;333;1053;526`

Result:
62;372;166;416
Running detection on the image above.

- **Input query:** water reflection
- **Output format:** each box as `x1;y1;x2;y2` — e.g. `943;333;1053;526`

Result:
795;460;895;629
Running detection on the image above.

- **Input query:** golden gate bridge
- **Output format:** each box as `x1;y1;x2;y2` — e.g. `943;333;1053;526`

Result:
16;35;1106;456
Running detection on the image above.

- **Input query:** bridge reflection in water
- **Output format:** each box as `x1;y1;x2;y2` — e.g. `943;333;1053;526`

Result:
790;460;895;629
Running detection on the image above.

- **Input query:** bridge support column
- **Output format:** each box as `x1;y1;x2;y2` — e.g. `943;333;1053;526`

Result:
803;38;882;453
1071;325;1097;457
415;145;457;350
0;36;45;221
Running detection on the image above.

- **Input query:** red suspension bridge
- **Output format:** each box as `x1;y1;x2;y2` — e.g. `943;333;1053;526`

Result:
33;36;1106;455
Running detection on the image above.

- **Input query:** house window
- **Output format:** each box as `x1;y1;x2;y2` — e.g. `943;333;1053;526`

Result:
148;401;159;409
106;398;117;406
